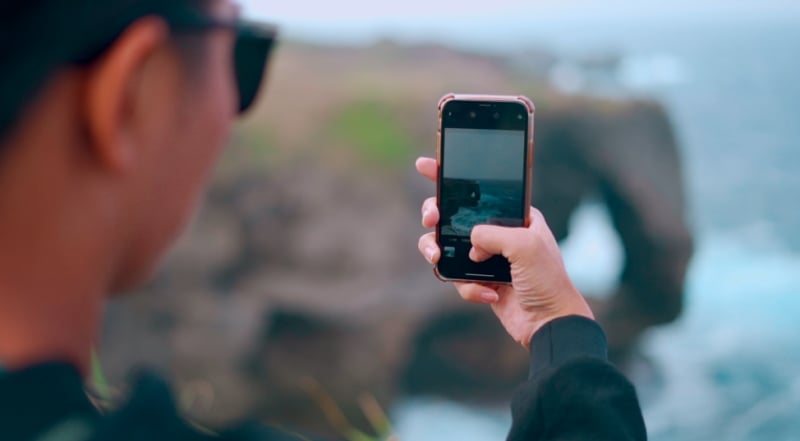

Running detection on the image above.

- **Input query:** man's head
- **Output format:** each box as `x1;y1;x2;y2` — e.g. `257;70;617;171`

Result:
0;0;274;292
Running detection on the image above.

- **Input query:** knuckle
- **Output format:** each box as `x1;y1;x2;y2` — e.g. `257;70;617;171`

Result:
470;225;486;242
426;233;437;247
456;285;473;298
417;234;428;250
457;284;482;303
422;197;437;215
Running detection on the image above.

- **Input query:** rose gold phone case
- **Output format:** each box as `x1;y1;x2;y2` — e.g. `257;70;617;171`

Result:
434;93;536;284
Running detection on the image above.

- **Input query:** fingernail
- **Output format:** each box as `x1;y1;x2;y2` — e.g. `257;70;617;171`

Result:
480;292;499;303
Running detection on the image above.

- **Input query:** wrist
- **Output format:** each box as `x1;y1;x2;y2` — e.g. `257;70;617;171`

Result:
519;287;594;350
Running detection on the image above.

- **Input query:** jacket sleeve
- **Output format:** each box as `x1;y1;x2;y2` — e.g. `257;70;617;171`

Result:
507;316;647;441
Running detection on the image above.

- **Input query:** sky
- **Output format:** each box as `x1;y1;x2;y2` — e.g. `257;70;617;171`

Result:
242;0;798;21
239;0;800;47
443;129;526;181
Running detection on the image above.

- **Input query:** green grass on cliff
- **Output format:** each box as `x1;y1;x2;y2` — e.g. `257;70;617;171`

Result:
331;101;413;167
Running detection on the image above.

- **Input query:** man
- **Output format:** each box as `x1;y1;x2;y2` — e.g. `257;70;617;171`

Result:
0;0;646;440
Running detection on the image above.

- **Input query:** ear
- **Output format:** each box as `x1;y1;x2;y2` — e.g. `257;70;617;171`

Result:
82;17;170;173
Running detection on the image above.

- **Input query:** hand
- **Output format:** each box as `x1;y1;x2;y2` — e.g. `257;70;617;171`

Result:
415;157;594;349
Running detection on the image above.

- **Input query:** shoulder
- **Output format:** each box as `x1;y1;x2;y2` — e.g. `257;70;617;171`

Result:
0;363;306;441
91;372;307;441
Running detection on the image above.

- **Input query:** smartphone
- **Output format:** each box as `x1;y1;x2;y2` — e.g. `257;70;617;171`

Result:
435;94;535;284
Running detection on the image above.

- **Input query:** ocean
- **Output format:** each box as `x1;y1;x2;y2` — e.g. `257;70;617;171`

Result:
390;17;800;441
441;180;525;237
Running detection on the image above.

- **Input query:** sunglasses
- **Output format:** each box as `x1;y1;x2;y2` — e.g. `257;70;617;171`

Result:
231;22;277;113
168;16;278;114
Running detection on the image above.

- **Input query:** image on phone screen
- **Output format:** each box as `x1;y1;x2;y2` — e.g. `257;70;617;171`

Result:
440;128;526;238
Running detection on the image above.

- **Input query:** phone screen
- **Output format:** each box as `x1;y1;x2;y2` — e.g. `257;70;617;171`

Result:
437;99;531;283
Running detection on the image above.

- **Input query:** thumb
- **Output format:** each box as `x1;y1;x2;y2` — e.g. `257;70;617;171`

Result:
470;224;529;262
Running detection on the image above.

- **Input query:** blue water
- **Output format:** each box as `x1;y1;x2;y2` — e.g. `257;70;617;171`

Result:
391;18;800;441
447;182;524;236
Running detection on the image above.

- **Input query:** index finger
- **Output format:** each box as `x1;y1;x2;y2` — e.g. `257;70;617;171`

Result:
415;157;437;183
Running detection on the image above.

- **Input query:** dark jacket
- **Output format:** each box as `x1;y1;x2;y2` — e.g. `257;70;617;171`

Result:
0;316;645;441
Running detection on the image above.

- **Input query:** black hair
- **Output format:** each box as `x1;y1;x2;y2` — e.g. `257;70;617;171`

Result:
0;0;213;145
